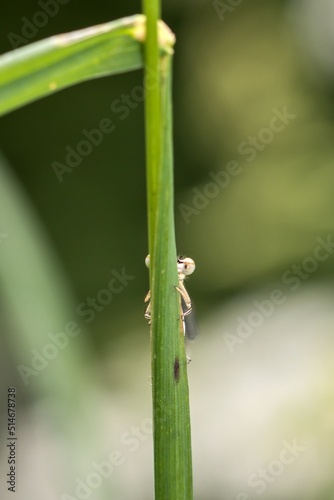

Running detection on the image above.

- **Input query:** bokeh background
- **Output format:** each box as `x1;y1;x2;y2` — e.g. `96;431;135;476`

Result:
1;0;334;498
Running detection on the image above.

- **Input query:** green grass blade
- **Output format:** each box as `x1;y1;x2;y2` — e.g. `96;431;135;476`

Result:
142;2;193;497
142;0;161;250
0;14;173;116
153;56;193;500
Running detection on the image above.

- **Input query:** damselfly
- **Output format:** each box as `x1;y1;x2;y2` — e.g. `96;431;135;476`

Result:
144;254;197;342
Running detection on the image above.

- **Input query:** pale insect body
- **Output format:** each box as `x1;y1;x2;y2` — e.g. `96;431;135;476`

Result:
144;255;196;342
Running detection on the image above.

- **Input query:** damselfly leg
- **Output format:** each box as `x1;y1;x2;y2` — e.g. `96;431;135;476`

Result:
144;255;196;359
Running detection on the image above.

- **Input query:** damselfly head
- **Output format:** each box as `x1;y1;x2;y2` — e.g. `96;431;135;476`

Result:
145;254;196;276
177;257;195;276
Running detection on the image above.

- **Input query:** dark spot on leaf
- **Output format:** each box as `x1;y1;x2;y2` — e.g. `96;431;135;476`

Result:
174;357;180;382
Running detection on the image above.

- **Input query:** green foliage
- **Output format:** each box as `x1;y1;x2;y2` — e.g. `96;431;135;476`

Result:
0;14;168;116
0;6;193;498
142;1;193;497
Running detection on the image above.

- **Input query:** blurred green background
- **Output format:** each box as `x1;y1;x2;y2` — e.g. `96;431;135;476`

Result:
1;0;334;499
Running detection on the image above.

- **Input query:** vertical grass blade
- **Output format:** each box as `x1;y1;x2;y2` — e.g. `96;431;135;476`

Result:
142;2;193;498
142;1;161;250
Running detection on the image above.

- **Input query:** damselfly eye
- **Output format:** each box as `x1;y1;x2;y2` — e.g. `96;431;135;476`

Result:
145;255;150;268
177;257;195;276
